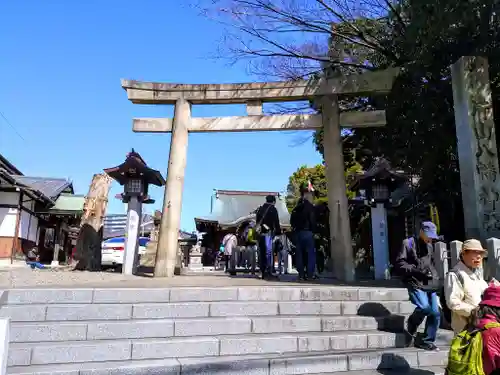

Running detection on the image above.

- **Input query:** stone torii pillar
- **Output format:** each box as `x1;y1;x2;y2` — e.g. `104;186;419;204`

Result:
121;68;399;280
320;96;354;280
451;56;500;243
154;99;190;277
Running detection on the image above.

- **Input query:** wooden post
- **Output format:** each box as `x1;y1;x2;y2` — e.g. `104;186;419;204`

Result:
0;318;9;375
81;174;112;232
321;96;355;282
11;191;23;264
74;174;112;271
51;221;65;267
155;98;191;278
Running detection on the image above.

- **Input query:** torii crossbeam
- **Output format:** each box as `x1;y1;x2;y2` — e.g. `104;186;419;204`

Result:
121;68;400;281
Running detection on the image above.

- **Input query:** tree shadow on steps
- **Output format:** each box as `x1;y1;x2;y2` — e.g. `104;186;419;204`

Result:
357;302;406;332
178;353;440;375
377;353;439;375
357;302;407;347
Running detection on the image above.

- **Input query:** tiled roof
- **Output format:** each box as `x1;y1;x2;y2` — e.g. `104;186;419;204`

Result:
0;154;23;175
9;175;73;201
195;190;290;228
49;194;85;213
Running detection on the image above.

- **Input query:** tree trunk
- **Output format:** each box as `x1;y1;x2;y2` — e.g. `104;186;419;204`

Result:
73;174;112;271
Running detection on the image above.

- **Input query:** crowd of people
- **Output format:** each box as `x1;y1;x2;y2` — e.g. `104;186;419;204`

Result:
219;192;500;373
219;186;326;280
395;220;500;374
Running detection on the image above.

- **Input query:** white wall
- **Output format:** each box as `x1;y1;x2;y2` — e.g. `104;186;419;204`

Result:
0;192;18;237
0;192;39;242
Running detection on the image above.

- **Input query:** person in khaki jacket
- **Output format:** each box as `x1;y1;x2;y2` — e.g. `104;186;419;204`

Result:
444;239;488;334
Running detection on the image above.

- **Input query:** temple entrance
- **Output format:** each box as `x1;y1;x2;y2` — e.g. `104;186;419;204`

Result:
118;55;500;281
120;68;399;281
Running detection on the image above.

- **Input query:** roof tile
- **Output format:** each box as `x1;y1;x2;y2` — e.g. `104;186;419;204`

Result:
9;175;72;201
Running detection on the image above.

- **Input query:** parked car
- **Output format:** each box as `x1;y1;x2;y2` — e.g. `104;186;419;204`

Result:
101;237;149;269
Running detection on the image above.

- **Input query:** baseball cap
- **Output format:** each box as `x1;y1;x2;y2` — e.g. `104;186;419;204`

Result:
420;221;439;240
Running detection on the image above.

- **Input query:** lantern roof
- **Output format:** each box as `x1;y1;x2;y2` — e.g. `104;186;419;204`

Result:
351;158;407;191
104;149;166;187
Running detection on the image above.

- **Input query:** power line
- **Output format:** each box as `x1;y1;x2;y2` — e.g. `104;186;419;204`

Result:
0;110;26;142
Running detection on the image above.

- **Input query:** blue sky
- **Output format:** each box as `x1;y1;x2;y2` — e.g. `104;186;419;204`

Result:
0;1;322;232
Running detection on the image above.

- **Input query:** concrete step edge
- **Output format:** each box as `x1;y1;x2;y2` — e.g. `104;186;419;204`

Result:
9;314;411;327
9;328;454;346
7;348;449;374
2;286;410;305
2;302;416;323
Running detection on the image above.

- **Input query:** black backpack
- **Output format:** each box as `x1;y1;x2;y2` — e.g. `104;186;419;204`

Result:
439;271;464;327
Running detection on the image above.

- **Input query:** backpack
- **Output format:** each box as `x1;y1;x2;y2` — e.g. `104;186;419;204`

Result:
439;270;464;325
246;227;257;244
446;322;500;375
255;204;272;235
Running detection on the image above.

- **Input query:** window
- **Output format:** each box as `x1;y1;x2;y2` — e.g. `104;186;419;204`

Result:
126;179;142;193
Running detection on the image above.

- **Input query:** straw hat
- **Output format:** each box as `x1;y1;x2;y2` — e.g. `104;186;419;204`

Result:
461;239;487;253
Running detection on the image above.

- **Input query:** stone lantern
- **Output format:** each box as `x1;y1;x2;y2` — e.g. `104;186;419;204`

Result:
104;149;165;275
351;158;407;280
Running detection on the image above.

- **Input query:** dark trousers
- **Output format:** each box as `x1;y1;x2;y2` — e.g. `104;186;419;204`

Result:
258;233;273;274
317;251;325;273
407;288;440;344
295;230;316;278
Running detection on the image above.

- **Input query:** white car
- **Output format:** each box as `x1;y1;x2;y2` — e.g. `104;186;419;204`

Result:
101;237;149;269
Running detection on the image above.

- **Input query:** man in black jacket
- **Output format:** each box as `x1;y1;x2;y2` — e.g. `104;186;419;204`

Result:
256;195;281;279
290;187;317;280
396;221;441;351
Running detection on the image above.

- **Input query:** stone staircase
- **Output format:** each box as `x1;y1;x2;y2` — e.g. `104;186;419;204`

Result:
0;286;450;374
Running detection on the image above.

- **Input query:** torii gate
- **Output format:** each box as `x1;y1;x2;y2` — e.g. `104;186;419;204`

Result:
121;68;399;281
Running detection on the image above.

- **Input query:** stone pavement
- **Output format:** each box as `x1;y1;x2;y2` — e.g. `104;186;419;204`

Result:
0;268;403;289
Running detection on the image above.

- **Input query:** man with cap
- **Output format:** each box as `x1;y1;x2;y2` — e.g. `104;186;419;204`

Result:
396;221;441;351
445;238;489;334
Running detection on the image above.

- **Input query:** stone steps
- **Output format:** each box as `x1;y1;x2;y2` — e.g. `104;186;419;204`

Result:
8;329;453;366
7;347;448;375
9;315;421;341
0;286;451;374
0;300;416;321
